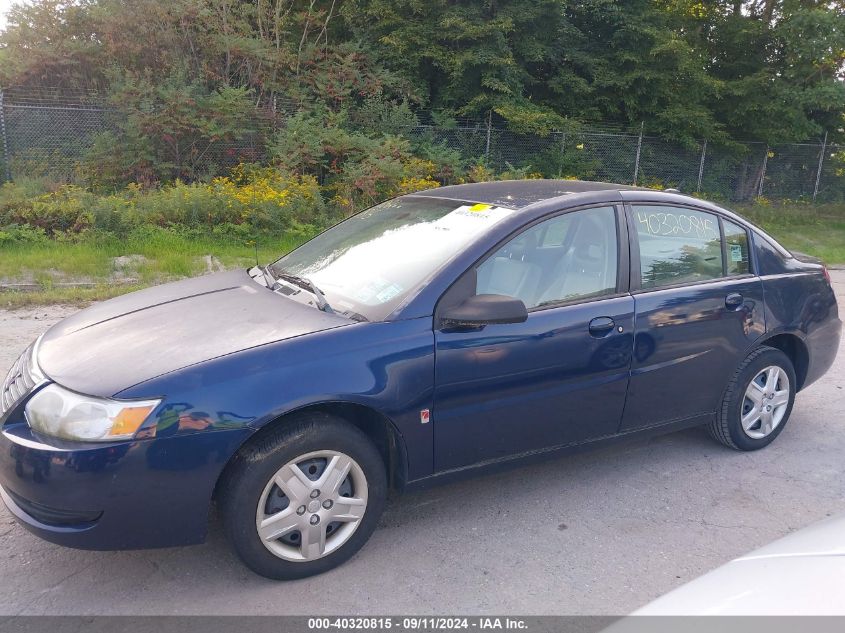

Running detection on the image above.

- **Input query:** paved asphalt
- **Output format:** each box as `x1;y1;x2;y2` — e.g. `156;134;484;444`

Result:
0;271;843;616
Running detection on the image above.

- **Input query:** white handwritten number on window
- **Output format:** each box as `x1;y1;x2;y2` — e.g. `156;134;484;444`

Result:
636;211;718;240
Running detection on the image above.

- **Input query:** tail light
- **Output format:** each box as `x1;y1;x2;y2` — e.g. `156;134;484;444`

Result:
823;265;831;285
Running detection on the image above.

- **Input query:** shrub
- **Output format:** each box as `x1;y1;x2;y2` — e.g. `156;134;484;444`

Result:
77;75;258;187
210;167;326;230
0;224;50;246
270;107;455;214
2;158;548;243
409;132;465;184
1;185;95;234
1;164;325;238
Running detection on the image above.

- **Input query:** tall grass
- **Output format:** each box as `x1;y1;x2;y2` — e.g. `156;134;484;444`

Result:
735;203;845;265
0;230;311;283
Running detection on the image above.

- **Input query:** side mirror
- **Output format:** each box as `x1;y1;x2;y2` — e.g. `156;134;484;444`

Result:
440;294;528;328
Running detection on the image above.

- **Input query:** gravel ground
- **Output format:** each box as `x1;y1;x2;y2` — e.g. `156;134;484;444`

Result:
0;272;843;616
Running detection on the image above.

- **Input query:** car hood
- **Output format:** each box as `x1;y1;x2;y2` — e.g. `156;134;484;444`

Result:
37;270;351;397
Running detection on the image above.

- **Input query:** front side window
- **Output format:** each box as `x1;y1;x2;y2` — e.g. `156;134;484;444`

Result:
632;205;723;289
272;196;516;320
476;206;618;309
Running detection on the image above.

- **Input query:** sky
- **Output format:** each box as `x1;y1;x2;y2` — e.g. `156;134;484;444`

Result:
0;0;17;31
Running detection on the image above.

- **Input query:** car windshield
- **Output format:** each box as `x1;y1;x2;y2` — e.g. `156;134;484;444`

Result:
270;195;515;320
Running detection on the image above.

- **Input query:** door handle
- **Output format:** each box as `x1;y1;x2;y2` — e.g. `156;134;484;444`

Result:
588;316;615;337
725;293;744;309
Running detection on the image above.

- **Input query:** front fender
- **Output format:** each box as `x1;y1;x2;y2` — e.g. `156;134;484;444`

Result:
117;318;436;482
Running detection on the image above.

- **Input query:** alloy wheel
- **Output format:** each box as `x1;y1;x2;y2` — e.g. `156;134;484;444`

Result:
255;450;368;562
740;365;790;440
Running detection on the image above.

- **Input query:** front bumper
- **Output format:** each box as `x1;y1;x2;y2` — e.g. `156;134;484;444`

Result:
0;419;251;550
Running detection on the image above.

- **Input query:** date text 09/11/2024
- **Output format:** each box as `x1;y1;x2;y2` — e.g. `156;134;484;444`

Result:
307;617;528;630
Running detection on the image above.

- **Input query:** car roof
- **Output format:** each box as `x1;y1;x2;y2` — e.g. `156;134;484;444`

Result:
410;178;785;253
412;179;648;209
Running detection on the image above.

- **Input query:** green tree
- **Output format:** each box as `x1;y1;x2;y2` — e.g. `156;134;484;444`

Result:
1;0;843;185
342;0;573;134
82;73;257;183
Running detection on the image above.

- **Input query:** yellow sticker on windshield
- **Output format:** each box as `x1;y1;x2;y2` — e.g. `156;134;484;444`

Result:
468;203;492;212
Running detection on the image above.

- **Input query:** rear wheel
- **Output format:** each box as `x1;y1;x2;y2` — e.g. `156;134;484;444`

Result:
219;413;387;579
709;346;796;451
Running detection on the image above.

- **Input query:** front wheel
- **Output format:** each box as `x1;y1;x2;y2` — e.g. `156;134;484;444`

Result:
219;413;387;579
709;346;796;451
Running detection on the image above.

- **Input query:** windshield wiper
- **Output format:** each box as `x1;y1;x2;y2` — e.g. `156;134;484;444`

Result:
338;309;369;323
273;269;335;314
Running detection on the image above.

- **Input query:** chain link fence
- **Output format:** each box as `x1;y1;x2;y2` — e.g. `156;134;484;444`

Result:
0;89;116;183
0;87;842;202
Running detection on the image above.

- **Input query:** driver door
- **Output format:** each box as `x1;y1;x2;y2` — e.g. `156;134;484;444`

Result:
432;206;635;472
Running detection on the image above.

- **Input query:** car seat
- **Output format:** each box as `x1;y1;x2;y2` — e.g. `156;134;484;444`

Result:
535;215;612;305
476;232;542;306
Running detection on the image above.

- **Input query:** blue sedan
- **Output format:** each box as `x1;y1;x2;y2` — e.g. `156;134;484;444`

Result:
0;180;840;579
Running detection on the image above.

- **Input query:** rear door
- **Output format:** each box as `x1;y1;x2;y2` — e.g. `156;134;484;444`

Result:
620;204;765;431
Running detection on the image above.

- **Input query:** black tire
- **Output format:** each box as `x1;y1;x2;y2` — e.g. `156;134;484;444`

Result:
708;346;796;451
218;412;388;580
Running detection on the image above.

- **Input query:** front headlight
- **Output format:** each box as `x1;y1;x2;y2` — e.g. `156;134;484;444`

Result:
24;384;160;442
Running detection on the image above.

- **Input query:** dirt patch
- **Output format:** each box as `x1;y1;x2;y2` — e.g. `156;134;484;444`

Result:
0;305;78;369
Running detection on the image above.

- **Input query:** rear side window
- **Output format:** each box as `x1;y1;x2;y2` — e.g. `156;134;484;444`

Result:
723;220;750;276
631;205;723;289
